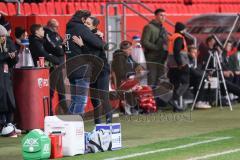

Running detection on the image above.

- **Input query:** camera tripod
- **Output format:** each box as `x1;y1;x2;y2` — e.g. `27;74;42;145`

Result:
191;49;233;111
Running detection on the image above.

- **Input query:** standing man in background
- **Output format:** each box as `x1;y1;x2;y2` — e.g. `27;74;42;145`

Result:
44;19;67;114
141;8;168;88
167;22;189;112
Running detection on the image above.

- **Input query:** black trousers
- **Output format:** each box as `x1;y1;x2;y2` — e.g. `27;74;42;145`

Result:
50;66;67;115
168;66;189;101
189;68;207;101
90;70;112;124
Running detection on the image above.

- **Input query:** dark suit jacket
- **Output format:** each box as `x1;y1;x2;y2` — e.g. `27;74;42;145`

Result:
111;50;140;88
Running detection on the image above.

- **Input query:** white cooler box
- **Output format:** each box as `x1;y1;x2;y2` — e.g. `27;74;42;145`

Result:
95;123;122;150
44;115;85;156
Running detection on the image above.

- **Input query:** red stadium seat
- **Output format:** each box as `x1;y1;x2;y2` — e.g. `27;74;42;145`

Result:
23;3;31;15
55;2;62;14
80;2;88;10
0;3;9;15
74;2;81;10
46;2;55;15
30;3;40;15
38;3;47;15
60;2;67;14
6;3;16;15
66;3;75;14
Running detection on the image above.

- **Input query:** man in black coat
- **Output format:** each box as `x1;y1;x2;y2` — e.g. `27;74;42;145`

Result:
44;19;67;114
65;10;105;115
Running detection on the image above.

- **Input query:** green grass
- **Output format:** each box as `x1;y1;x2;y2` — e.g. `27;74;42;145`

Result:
1;105;240;160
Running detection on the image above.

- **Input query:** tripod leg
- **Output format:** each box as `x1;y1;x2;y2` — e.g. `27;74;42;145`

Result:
215;52;233;111
191;54;213;111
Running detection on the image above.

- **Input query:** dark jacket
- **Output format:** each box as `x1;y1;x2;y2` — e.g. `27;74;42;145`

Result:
0;37;18;113
29;35;60;66
65;16;105;80
44;27;65;64
111;49;140;88
82;29;109;74
228;51;240;71
141;20;168;63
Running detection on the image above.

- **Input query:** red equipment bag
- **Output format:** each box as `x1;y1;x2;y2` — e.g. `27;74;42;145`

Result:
134;85;157;113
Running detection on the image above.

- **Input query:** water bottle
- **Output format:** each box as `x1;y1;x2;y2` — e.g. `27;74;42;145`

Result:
21;39;34;67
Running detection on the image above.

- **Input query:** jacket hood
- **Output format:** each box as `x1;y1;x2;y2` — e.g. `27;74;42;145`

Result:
67;16;83;30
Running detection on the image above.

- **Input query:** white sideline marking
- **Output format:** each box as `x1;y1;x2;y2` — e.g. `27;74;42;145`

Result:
187;148;240;160
105;137;232;160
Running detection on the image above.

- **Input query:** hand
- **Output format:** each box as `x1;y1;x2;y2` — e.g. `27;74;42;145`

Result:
62;37;67;45
135;65;144;73
72;35;84;47
96;30;104;38
8;52;16;59
235;71;240;75
223;71;234;77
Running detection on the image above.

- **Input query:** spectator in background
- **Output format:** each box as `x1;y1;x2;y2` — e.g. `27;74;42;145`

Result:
167;22;189;112
1;20;11;36
14;27;28;53
29;24;60;66
141;8;168;88
44;19;67;114
0;25;20;137
0;18;17;59
229;43;240;75
188;46;211;109
29;24;60;115
221;40;240;87
112;41;144;115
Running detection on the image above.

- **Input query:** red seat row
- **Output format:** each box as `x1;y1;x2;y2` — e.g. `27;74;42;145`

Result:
0;2;239;16
0;2;104;15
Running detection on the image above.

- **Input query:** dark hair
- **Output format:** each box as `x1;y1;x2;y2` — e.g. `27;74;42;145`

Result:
206;35;215;44
30;24;42;35
188;46;197;52
154;8;165;15
120;40;132;50
73;10;91;22
15;27;26;39
90;16;100;27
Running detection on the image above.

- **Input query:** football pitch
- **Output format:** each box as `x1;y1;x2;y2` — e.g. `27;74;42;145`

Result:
1;106;240;160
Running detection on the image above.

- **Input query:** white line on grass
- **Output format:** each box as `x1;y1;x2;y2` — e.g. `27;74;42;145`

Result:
187;148;240;160
105;137;232;160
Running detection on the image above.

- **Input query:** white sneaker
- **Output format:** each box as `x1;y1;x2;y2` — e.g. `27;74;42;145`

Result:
195;101;211;109
7;123;21;135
